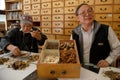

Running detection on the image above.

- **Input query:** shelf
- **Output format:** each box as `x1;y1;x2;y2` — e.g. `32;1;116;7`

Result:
5;0;21;3
7;19;20;21
5;0;22;30
6;10;22;12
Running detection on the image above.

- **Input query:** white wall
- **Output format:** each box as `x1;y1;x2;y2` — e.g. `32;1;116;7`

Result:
0;0;5;10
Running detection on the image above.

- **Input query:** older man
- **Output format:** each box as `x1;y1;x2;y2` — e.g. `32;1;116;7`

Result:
0;14;47;56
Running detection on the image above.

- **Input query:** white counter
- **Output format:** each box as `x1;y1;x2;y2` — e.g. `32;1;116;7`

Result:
0;63;36;80
0;53;98;80
59;67;97;80
0;65;97;80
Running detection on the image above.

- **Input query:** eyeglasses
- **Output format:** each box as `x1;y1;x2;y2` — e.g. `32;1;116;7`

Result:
78;8;93;16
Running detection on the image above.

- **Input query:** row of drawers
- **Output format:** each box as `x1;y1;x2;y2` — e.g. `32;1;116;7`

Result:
41;21;120;30
46;34;71;40
23;5;120;13
23;0;120;5
29;14;120;22
41;27;120;38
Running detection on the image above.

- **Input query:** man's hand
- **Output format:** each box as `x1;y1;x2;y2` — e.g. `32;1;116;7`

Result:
30;30;41;40
7;45;21;56
97;60;109;67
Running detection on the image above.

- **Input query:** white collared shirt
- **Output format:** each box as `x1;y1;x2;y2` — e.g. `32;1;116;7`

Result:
81;25;94;63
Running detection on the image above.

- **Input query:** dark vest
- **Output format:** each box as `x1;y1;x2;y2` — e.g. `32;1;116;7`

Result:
72;24;111;65
90;24;110;65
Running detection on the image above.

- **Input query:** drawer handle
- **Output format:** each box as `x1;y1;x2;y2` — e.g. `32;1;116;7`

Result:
34;6;38;8
100;8;107;11
117;33;120;36
83;1;89;3
43;11;48;13
34;17;38;20
68;16;74;19
61;70;67;75
68;9;74;12
44;17;48;19
44;4;48;7
55;3;60;6
55;10;60;12
101;0;107;2
55;17;60;19
55;23;60;26
68;2;74;5
50;70;55;74
118;25;120;27
44;30;48;32
55;30;60;32
119;16;120;19
100;16;106;19
68;23;73;26
33;0;38;2
44;24;48;26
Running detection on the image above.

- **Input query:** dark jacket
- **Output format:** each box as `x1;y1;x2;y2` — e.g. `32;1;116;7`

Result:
0;27;47;53
72;20;111;65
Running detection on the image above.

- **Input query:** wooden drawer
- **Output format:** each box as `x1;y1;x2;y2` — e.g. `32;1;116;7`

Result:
23;10;31;15
42;28;51;34
31;0;40;4
52;28;63;34
41;22;51;28
41;0;51;3
65;22;78;28
79;0;94;5
52;15;63;21
112;22;120;30
32;16;40;21
94;5;112;13
114;0;120;4
65;7;76;14
23;5;31;10
113;14;120;21
95;14;112;21
31;10;40;15
32;4;40;10
41;9;51;15
52;1;64;8
65;29;72;35
52;8;64;14
56;35;70;40
52;22;64;28
37;40;80;78
65;14;77;21
95;0;113;4
41;2;51;9
100;21;112;26
65;0;79;7
41;15;51;21
23;0;31;4
113;5;120;13
46;34;55;39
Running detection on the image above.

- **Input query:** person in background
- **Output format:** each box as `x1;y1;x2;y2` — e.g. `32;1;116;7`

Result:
0;14;47;56
71;3;120;67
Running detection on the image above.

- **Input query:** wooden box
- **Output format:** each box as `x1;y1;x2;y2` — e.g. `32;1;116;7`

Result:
37;40;81;78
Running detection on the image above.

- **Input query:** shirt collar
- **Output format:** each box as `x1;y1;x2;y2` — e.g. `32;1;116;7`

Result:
81;23;94;33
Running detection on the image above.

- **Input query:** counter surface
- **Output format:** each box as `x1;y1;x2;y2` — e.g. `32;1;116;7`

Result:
0;53;97;80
